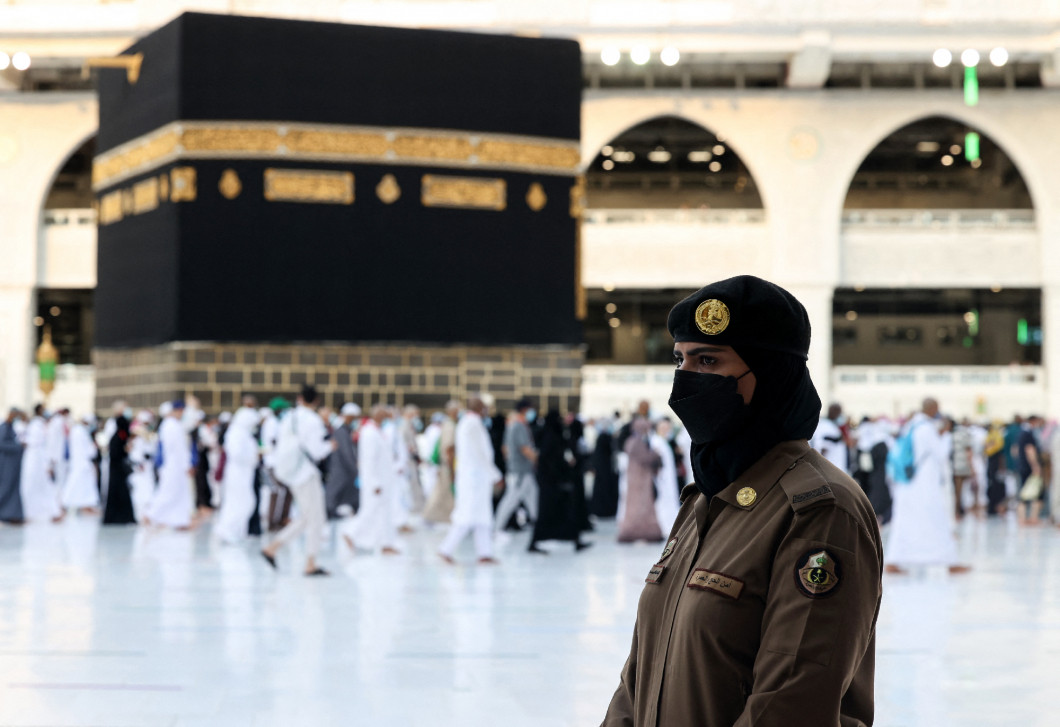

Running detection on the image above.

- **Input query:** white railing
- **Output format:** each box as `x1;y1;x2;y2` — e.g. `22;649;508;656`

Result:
581;364;1048;420
585;208;767;225
833;365;1043;388
43;208;96;227
832;365;1046;420
841;209;1035;229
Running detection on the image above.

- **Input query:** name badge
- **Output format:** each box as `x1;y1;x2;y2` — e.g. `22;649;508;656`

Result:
645;563;667;585
686;568;744;599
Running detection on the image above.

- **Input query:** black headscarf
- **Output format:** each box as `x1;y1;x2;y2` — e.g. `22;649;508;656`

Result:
688;347;820;500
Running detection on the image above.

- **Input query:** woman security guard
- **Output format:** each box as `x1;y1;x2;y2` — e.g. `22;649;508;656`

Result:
601;276;883;727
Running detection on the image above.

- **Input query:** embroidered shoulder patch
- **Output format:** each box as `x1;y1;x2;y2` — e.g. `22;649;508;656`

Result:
659;537;678;561
792;485;833;504
687;569;745;599
794;549;841;598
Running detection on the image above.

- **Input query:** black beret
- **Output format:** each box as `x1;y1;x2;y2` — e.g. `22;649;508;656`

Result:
667;275;811;359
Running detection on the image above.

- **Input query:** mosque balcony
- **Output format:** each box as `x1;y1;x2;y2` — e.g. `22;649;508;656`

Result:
39;208;96;288
840;209;1039;289
582;207;770;288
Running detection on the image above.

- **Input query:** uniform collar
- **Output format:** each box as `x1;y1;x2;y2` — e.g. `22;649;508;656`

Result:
694;440;811;533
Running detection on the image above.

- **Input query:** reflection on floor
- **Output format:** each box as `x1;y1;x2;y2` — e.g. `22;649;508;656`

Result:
0;514;1054;726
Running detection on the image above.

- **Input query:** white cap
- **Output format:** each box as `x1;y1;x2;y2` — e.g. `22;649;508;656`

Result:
218;411;233;424
159;401;173;417
341;403;362;416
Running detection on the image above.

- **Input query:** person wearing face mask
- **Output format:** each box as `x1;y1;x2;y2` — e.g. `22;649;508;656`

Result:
601;275;883;727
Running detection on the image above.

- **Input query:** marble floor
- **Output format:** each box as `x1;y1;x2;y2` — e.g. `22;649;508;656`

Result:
0;513;1056;727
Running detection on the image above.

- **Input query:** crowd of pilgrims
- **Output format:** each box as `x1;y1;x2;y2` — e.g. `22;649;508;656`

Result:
5;389;1053;571
0;389;711;567
811;401;1060;530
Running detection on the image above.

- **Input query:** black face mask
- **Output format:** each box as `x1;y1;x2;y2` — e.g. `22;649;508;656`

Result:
668;368;752;445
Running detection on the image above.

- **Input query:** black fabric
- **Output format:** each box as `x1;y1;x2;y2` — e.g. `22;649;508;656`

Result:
194;429;212;510
588;431;619;518
96;163;580;348
103;417;137;525
99;13;580;153
567;418;592;532
867;441;892;524
530;412;580;543
668;369;751;444
667;275;812;359
95;14;581;349
247;466;263;536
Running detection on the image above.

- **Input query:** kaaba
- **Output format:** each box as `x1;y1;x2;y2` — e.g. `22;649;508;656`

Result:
92;13;585;413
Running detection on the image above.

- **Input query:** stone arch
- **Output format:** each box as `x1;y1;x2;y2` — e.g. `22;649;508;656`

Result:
37;130;97;216
585;113;765;210
839;111;1037;213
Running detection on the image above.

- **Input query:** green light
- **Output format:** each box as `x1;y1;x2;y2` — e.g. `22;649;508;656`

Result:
967;309;979;336
965;132;980;162
964;65;979;106
1018;318;1029;345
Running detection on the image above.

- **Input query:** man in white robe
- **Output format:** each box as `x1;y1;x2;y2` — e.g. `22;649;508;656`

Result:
811;403;849;473
345;405;400;554
438;396;502;564
262;386;335;575
62;414;100;512
146;400;195;529
885;398;970;574
214;407;261;544
45;408;70;494
20;405;61;522
649;419;681;535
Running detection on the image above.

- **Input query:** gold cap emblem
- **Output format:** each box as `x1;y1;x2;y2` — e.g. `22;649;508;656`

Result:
736;487;757;507
695;299;731;335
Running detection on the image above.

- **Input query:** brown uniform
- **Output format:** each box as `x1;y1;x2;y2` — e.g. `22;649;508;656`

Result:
602;440;883;727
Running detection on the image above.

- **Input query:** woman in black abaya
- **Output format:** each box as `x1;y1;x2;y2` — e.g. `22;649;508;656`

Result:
103;415;137;525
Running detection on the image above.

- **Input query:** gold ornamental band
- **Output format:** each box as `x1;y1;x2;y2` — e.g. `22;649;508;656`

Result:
93;121;582;191
263;168;355;205
421;175;507;211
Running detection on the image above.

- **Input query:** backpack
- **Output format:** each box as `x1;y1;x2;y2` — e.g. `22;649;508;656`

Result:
886;422;922;485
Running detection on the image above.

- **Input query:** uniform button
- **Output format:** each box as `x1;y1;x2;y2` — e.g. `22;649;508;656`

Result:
736;487;757;507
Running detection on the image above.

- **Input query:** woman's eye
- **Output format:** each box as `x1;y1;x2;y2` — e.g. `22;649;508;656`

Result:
672;355;683;366
699;357;717;366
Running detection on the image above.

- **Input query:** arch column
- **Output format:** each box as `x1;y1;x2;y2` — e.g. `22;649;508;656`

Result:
0;92;97;409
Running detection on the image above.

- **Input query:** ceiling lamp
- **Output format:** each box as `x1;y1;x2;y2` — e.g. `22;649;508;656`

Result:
660;46;680;66
647;148;672;163
961;49;980;67
932;49;952;68
989;47;1009;67
601;47;620;66
630;46;650;65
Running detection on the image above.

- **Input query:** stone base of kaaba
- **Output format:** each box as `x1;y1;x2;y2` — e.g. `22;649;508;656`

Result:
93;342;584;414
